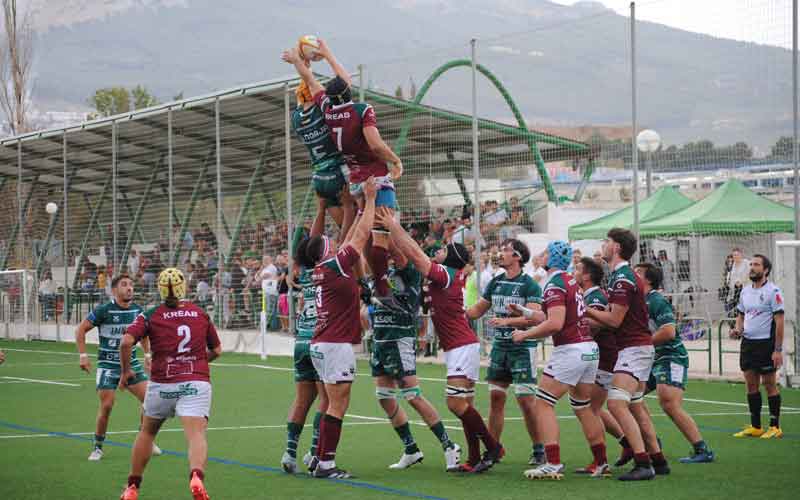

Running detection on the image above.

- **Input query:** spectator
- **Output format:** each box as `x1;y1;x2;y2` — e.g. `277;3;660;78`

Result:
728;248;750;291
230;256;248;325
658;250;676;293
524;253;548;287
129;249;140;277
484;199;507;226
478;250;503;295
452;214;475;245
96;265;108;294
196;222;218;251
593;250;610;290
38;271;58;321
567;248;582;273
259;255;280;329
498;207;525;240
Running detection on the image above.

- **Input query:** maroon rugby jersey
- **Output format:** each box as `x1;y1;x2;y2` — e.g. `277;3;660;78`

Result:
311;244;362;344
126;301;221;384
541;270;592;347
584;286;618;372
313;90;389;183
426;263;478;351
607;262;652;348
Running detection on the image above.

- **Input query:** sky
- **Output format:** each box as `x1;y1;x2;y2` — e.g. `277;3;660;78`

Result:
552;0;793;48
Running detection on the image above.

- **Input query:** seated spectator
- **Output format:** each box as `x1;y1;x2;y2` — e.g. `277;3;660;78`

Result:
498;207;526;240
484;199;507;226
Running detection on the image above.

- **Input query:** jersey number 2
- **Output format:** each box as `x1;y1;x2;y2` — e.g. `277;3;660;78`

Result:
177;325;191;353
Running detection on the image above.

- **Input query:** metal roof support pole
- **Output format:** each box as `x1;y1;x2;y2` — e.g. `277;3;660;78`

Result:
36;165;79;277
285;83;294;339
172;150;213;267
119;189;146;244
63;134;69;324
2;174;38;270
119;157;163;271
16;141;22;268
168;108;174;262
260;186;279;221
71;174;113;289
82;194;107;241
573;158;598;203
286;183;315;252
206;180;232;241
112;121;118;273
470;38;484;345
224;140;271;271
215;97;223;326
630;2;640;246
0;176;6;191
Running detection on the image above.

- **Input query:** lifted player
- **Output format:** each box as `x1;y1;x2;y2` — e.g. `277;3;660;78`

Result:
119;268;222;500
75;273;161;461
305;177;378;479
283;41;402;305
465;239;544;465
512;241;607;480
289;39;355;238
370;242;461;471
585;228;665;481
635;263;715;463
377;208;503;474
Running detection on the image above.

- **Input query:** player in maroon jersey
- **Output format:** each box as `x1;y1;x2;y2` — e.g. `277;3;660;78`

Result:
511;241;607;480
118;268;222;500
376;208;503;474
283;41;403;305
584;228;664;481
304;177;378;479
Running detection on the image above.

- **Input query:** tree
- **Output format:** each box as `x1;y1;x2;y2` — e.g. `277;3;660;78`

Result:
408;77;417;100
87;85;160;119
770;136;793;159
394;84;404;100
0;0;35;135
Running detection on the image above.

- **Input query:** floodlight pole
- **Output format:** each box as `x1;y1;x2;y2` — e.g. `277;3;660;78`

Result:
630;2;640;249
471;38;483;340
793;0;799;373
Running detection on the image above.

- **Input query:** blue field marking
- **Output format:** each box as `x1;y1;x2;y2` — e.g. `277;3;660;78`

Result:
0;420;449;500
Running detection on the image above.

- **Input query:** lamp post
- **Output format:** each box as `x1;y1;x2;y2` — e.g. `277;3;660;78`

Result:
637;129;661;197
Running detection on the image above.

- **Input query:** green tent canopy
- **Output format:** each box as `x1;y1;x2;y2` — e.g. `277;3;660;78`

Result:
568;186;693;240
638;179;795;237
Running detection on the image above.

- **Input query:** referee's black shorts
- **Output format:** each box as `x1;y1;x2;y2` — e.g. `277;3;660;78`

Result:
740;337;777;374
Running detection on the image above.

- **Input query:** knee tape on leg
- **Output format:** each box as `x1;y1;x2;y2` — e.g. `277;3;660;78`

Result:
376;386;397;400
535;388;558;407
569;396;591;410
514;383;538;397
630;391;645;404
607;386;632;402
488;383;508;394
446;385;475;399
399;386;422;401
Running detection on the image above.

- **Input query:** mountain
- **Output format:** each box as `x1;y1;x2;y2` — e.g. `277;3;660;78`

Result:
25;0;791;150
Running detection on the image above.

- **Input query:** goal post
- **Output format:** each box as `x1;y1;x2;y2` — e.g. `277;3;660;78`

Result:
0;269;39;340
775;240;799;381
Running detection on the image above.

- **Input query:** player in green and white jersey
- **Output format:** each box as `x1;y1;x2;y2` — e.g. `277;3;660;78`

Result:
75;273;160;461
466;239;544;465
371;245;461;471
281;238;328;474
635;263;714;464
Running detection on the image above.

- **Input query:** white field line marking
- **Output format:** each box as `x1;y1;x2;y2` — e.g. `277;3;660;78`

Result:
3;362;80;366
0;376;80;387
8;349;800;411
0;421;389;440
437;410;800;424
0;377;86;384
0;348;96;357
347;413;460;431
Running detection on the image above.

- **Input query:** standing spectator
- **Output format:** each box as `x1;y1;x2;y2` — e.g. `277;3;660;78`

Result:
452;214;475;245
498;208;525;241
727;248;750;308
129;249;140;277
657;250;676;293
259;255;280;330
524;254;548;287
479;251;503;295
230;257;247;326
38;271;58;321
593;250;610;290
567;248;582;273
720;254;734;313
484;200;508;227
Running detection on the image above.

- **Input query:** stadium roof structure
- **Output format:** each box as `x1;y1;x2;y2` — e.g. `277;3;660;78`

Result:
638;179;795;237
0;74;594;201
568;186;694;240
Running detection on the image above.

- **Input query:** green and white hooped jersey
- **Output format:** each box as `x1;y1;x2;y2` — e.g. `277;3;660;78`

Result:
645;290;688;362
373;263;422;341
296;268;317;340
291;104;349;177
86;300;143;369
483;272;542;348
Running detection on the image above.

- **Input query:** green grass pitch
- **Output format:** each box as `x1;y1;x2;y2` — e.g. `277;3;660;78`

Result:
1;339;798;500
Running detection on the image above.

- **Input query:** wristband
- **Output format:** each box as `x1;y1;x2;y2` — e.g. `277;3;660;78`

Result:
774;347;783;353
79;353;88;359
514;305;535;319
144;353;152;359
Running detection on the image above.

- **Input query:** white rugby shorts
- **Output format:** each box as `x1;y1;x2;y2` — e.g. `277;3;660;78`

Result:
311;342;356;384
613;345;655;382
444;342;480;381
595;369;614;391
543;342;599;387
143;380;212;419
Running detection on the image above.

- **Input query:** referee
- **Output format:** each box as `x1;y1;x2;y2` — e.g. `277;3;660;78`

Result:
729;254;784;439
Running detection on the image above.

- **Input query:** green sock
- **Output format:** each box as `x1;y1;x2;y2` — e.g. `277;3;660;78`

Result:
430;421;454;450
286;422;303;458
394;422;420;455
310;412;322;456
94;434;105;450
